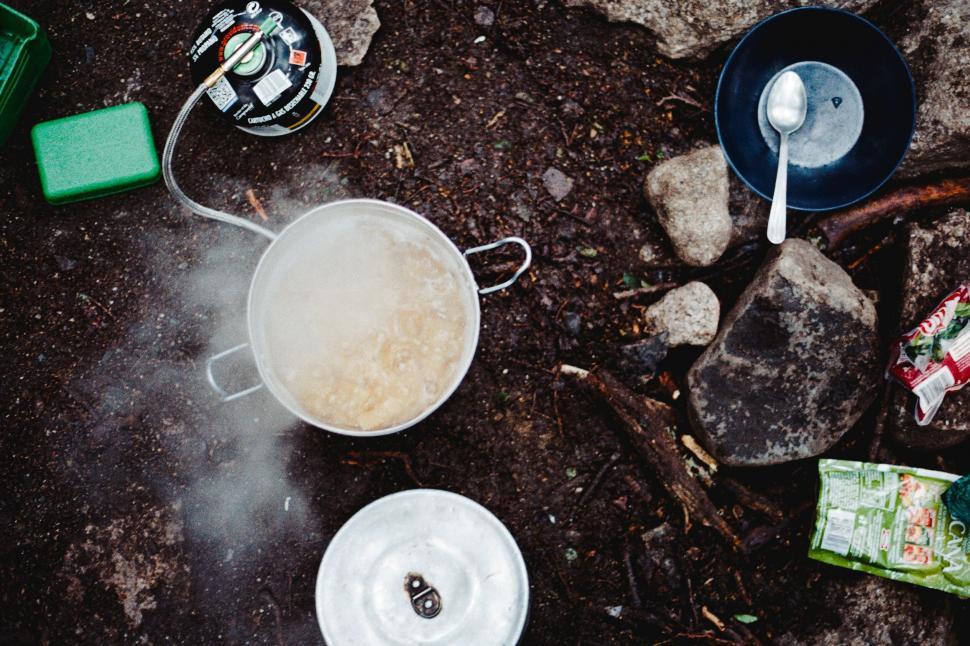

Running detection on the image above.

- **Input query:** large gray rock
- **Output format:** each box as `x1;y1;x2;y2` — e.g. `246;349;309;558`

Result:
563;0;877;60
891;209;970;449
776;574;956;645
642;282;719;347
897;0;970;177
644;145;732;266
687;239;880;466
304;0;380;66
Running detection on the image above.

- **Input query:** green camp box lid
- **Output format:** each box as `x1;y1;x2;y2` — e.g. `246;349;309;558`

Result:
31;102;160;204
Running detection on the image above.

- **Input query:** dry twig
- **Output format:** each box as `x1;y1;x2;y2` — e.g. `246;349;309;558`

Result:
612;283;680;299
245;188;269;222
342;450;425;486
681;435;718;472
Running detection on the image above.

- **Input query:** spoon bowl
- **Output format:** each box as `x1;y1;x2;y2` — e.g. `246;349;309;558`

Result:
767;71;807;133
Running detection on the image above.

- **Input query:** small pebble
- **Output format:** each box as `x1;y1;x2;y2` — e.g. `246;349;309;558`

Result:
563;311;582;336
543;167;574;201
474;5;495;26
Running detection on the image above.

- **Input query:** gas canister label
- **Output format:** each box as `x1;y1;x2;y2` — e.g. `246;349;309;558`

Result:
254;69;293;106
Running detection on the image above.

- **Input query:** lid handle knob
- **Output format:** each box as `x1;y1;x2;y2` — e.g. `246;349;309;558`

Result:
405;573;442;619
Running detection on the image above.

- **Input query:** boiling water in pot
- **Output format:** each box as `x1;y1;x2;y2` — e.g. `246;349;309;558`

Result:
259;211;476;431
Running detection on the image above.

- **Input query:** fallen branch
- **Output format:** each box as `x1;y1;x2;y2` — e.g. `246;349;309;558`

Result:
818;177;970;248
560;365;742;550
718;476;785;523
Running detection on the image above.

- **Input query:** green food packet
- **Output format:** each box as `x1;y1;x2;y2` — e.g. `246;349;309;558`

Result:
809;459;970;597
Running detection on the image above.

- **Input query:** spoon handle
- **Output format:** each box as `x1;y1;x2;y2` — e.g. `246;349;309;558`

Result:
767;132;789;245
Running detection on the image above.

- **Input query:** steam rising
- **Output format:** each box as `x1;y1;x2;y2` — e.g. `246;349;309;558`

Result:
64;163;353;638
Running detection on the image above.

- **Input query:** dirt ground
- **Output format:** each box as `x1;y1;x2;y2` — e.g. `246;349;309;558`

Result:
1;1;968;644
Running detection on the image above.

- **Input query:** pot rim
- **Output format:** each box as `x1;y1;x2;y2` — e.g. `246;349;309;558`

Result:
246;198;483;437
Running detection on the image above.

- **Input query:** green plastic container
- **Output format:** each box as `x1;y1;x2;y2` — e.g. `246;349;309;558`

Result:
31;102;160;204
0;3;51;146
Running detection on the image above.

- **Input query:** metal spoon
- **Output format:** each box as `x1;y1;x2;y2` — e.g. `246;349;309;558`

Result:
765;71;807;244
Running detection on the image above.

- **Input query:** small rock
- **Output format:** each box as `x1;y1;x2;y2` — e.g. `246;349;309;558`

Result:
890;209;970;449
509;190;533;222
638;242;660;264
473;5;496;26
54;255;78;271
560;99;585;119
775;574;956;645
897;0;970;177
687;239;880;466
619;332;669;375
366;87;395;114
644;145;732;266
562;0;877;60
543;167;574;201
303;0;381;66
638;239;679;267
642;282;719;347
458;158;480;175
563;311;582;336
641;521;674;546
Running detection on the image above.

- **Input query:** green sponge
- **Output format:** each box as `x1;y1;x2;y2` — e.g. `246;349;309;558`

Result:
31;102;160;204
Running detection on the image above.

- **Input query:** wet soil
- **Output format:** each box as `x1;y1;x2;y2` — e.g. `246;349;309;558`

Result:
1;1;968;644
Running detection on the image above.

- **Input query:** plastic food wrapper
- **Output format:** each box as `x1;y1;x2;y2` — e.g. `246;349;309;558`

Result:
887;284;970;425
809;459;970;597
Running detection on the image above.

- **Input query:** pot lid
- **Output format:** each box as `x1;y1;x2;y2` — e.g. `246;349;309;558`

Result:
315;489;530;645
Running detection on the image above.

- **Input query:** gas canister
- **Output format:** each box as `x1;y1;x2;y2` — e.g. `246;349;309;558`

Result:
188;0;337;136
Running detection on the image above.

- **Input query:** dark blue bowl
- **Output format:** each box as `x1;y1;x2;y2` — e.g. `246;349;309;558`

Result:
715;7;915;211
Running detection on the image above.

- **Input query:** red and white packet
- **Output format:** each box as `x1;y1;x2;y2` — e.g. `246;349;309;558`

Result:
888;284;970;425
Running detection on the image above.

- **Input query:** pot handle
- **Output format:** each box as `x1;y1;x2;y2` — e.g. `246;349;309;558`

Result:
463;236;532;295
205;343;264;402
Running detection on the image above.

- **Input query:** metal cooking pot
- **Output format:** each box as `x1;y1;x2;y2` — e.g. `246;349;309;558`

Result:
205;198;531;436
